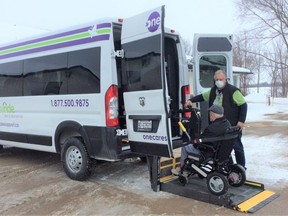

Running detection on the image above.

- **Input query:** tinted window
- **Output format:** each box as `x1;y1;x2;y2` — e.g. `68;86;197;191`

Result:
0;47;101;96
123;35;161;91
198;37;232;52
0;61;23;96
66;48;101;94
199;55;227;88
24;53;67;95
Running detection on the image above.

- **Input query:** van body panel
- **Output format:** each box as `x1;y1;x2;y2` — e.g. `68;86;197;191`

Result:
0;7;190;179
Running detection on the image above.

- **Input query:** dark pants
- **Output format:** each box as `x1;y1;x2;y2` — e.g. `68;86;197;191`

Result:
233;132;246;167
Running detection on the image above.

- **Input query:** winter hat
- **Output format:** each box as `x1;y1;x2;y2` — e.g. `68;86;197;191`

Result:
208;104;224;115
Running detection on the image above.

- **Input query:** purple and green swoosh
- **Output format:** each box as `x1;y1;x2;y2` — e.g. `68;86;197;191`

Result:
0;22;111;60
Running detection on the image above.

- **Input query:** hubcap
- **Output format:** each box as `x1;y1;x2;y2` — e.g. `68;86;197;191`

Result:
229;172;241;184
209;176;224;192
66;146;83;173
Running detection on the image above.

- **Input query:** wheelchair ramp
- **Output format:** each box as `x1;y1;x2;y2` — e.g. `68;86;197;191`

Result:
159;158;279;213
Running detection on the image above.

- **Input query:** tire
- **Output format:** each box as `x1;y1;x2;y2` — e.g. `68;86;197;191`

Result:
178;175;188;186
228;164;246;187
207;172;228;196
61;137;91;181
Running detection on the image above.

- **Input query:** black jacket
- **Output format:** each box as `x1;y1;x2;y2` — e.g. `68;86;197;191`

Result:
191;83;247;126
200;117;231;139
209;84;246;126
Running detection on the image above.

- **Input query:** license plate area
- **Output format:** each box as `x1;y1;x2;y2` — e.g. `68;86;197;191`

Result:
137;120;152;132
129;115;161;133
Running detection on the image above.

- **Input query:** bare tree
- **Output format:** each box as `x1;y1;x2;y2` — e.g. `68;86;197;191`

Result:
182;38;193;56
237;0;288;97
233;33;257;95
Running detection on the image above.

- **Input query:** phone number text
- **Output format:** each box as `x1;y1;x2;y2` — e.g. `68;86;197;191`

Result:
51;99;89;107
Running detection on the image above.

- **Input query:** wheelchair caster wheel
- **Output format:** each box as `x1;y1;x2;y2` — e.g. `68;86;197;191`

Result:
178;175;188;186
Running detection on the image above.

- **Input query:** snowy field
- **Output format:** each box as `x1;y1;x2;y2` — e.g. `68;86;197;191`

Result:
243;93;288;188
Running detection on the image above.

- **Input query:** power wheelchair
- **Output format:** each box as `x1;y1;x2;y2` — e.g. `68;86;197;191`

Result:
176;108;246;196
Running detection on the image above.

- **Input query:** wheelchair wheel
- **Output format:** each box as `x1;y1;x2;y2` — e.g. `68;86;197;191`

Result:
206;172;228;196
228;164;246;187
178;175;188;186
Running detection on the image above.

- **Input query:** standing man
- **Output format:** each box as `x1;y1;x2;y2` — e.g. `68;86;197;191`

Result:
185;70;247;168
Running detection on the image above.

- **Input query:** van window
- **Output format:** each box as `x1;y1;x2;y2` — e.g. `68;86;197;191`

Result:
198;37;232;52
24;53;67;96
66;48;101;94
199;55;227;88
0;61;23;96
122;35;161;91
20;47;101;96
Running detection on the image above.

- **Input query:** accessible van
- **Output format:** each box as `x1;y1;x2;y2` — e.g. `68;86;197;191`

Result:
0;6;190;180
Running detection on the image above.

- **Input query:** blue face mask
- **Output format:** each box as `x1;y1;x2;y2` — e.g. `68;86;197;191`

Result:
215;80;225;89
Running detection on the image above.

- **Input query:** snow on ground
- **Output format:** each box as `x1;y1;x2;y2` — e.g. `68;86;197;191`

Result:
243;93;288;188
245;93;288;122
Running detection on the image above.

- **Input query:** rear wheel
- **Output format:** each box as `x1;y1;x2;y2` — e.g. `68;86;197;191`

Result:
207;172;228;196
228;164;246;187
61;137;91;181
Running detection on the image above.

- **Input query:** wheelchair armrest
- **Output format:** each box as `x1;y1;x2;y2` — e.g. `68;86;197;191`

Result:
198;126;241;143
196;142;215;150
226;125;241;134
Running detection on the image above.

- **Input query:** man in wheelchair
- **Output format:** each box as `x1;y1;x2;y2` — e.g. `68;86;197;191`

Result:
172;104;246;195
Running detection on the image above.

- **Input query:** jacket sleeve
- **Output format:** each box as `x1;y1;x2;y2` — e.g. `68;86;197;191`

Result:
238;103;248;123
190;94;204;103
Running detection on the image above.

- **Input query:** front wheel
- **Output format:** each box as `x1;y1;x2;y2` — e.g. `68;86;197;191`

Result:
61;137;91;181
178;175;188;186
207;172;228;196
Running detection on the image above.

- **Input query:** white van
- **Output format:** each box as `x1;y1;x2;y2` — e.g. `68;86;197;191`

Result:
0;6;190;180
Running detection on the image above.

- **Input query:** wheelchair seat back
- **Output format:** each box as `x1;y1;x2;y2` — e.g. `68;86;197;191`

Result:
215;126;241;162
199;126;241;163
214;138;235;162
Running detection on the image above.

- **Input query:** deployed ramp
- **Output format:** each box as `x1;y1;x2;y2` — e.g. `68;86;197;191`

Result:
158;157;279;213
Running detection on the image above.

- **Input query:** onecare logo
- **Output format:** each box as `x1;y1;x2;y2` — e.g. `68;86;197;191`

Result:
146;11;161;32
0;102;15;113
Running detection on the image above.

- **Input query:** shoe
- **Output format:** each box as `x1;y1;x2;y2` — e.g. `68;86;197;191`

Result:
171;167;181;175
201;165;212;172
182;171;189;177
207;160;213;165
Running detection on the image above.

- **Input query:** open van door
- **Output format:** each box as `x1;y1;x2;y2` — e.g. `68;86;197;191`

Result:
192;34;233;129
121;6;173;157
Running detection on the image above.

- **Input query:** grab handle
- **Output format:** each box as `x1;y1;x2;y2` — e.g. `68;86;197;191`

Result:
178;121;191;142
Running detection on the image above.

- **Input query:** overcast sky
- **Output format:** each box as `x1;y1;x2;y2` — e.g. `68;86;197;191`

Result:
0;0;239;44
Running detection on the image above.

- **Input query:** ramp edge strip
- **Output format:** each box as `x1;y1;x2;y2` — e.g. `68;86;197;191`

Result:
237;190;279;213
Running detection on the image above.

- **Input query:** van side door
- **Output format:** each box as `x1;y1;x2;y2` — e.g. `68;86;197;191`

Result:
192;34;233;129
